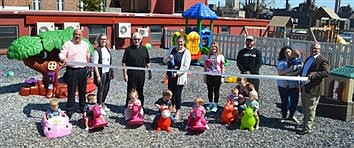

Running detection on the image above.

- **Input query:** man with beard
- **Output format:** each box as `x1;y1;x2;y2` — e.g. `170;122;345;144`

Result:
236;36;262;93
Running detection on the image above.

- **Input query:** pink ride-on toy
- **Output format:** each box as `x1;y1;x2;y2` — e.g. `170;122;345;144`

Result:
186;107;208;132
85;105;109;129
128;103;144;126
41;112;72;138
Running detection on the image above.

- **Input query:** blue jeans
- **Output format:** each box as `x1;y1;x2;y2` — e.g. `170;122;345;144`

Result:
278;86;299;118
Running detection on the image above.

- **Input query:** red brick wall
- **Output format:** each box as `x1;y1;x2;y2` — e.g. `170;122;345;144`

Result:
41;0;55;10
64;0;78;11
3;0;29;6
184;0;207;11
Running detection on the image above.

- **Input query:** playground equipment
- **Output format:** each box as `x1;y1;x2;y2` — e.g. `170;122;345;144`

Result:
182;3;218;63
7;28;96;98
84;105;109;130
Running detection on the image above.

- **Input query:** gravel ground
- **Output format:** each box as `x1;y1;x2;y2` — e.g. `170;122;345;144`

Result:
0;48;353;147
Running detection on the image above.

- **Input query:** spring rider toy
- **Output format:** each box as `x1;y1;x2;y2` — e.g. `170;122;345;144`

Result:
84;105;109;130
156;107;172;132
186;107;208;132
221;99;237;126
240;107;256;132
128;103;144;126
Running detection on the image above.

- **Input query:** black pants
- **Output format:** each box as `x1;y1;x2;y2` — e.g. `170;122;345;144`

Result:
125;71;145;108
206;75;222;103
97;72;111;105
66;67;87;113
168;77;184;110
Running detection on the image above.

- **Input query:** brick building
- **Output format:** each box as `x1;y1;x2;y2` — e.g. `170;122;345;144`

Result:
0;0;269;54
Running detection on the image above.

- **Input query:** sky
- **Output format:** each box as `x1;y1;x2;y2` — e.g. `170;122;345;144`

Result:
208;0;354;10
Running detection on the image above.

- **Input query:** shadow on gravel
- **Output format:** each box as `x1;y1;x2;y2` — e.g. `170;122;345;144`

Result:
23;102;72;118
35;122;44;137
258;114;298;132
106;104;125;114
275;103;303;114
0;82;25;94
150;57;163;64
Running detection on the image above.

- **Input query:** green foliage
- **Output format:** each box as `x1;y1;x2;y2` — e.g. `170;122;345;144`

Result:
38;27;74;52
82;0;101;11
82;37;95;55
7;27;94;60
7;36;43;60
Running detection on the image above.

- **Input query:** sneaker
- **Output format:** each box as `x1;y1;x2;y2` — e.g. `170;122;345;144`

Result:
206;103;213;111
100;109;107;115
211;104;218;112
289;116;300;124
103;106;110;112
85;127;89;131
206;125;210;130
255;125;259;130
280;118;287;123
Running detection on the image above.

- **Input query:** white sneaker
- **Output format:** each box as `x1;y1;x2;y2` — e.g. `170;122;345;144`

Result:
100;108;107;115
103;106;110;112
211;104;218;112
255;125;259;130
85;127;89;131
206;103;213;111
289;116;300;124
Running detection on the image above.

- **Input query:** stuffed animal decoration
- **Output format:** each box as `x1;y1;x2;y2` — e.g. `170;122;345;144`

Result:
221;100;236;125
186;107;208;131
240;107;256;132
156;107;172;132
128;103;144;126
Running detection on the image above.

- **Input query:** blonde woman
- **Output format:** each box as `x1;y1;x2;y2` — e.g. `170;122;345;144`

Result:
204;42;225;112
92;33;113;114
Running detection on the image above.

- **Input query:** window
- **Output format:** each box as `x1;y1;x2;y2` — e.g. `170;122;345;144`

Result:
150;25;163;42
88;25;106;44
221;26;230;34
0;26;18;49
32;0;41;10
57;0;64;11
174;0;184;13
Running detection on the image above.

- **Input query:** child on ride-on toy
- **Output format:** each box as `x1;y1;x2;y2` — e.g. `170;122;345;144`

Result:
83;94;104;131
240;91;260;129
153;89;176;126
185;96;208;130
46;98;64;119
124;89;144;121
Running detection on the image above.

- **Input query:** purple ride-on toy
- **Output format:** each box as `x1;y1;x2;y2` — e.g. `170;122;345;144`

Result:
41;112;72;138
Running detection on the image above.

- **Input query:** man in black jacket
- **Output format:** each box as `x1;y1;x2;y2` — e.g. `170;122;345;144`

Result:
236;36;262;92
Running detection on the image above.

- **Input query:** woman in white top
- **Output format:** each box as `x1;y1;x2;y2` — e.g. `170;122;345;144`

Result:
91;33;113;114
204;42;225;112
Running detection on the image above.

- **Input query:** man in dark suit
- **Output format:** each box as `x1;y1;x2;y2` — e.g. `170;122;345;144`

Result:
297;42;330;135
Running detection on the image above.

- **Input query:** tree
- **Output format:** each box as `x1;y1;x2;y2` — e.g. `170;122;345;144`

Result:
82;0;103;11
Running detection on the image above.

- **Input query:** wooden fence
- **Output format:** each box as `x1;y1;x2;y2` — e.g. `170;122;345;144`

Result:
163;30;354;70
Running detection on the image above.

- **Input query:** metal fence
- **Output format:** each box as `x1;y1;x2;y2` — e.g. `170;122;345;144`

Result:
163;30;354;70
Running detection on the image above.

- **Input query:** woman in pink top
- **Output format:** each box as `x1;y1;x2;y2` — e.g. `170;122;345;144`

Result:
204;42;225;112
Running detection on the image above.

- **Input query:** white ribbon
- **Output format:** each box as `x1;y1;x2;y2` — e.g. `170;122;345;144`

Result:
68;61;309;81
